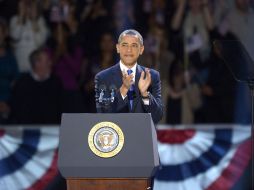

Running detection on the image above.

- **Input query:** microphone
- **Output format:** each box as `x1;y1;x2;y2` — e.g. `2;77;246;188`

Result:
109;84;117;103
98;84;106;103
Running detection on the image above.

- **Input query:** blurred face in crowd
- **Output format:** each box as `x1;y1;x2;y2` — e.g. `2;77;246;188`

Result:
54;23;69;45
189;0;202;14
18;0;27;14
100;33;114;53
0;25;6;46
30;1;39;20
236;0;250;12
173;71;185;90
116;35;144;68
33;52;51;80
153;0;166;9
60;0;70;7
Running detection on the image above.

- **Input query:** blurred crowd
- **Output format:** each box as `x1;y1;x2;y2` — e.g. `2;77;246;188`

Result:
0;0;253;125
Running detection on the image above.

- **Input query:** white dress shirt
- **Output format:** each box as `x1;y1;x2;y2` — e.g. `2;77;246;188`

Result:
119;60;137;81
119;61;149;105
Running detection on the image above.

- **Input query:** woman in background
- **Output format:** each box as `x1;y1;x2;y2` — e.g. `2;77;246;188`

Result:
47;22;84;113
9;0;48;73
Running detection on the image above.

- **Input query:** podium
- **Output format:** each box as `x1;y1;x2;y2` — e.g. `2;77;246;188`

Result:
58;113;159;190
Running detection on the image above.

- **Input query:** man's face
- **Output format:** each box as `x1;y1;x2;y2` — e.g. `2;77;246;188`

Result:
116;35;144;67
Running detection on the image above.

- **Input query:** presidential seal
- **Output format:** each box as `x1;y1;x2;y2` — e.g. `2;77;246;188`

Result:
88;122;124;158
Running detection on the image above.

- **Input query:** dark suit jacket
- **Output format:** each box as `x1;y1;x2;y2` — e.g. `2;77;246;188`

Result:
94;63;163;124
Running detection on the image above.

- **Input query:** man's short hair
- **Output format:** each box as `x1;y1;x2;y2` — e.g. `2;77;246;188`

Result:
118;29;143;46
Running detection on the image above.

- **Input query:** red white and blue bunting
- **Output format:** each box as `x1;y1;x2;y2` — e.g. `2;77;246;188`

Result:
154;125;252;190
0;125;252;190
0;127;59;190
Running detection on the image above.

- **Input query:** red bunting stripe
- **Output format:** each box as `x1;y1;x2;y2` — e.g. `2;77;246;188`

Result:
0;129;5;138
157;129;196;144
206;139;252;190
27;150;59;190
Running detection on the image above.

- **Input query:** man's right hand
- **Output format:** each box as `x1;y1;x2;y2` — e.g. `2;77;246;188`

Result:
120;71;134;97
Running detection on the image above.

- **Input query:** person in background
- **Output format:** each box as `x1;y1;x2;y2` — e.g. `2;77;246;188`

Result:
9;0;48;73
80;32;117;113
94;29;163;124
171;0;214;85
47;22;84;113
112;0;136;34
48;0;79;35
171;0;214;57
139;25;174;123
200;36;237;123
9;48;63;124
79;0;114;57
166;60;202;124
0;17;19;123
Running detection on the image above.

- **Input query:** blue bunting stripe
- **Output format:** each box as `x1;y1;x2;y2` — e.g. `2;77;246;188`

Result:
0;129;40;177
155;129;232;181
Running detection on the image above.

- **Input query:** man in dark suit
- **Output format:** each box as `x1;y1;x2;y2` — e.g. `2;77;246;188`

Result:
94;29;163;124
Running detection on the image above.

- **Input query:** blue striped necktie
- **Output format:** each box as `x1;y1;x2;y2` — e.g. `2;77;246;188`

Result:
127;69;134;110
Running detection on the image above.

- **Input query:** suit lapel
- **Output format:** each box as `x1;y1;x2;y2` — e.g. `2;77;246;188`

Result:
112;62;132;111
112;63;122;89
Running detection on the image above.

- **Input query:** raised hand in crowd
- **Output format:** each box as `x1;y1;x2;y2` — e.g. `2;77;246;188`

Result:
171;0;186;30
201;0;214;30
17;0;28;24
52;23;68;62
30;1;40;32
64;2;78;34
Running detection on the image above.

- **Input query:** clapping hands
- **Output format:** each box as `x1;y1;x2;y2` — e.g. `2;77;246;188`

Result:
120;68;152;97
138;68;151;96
122;70;134;90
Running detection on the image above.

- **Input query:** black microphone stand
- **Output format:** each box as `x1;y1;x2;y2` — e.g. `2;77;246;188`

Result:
213;39;254;189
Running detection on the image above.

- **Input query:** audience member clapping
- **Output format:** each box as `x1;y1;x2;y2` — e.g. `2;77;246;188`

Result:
171;0;214;74
9;0;48;73
47;22;84;113
166;61;202;124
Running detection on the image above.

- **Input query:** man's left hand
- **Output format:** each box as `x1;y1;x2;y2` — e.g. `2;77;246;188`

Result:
138;68;151;96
